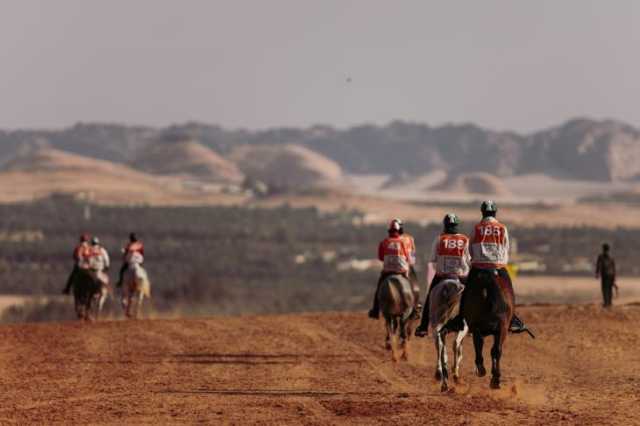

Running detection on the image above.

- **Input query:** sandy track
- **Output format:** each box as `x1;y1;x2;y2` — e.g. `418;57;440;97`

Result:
1;305;639;425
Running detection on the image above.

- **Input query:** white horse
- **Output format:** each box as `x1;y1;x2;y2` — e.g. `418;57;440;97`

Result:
121;253;151;319
91;270;110;319
429;278;469;392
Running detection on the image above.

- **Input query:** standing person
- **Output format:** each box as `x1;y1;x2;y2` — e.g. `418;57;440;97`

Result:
596;243;616;308
116;233;144;288
62;233;92;294
88;236;110;286
467;200;526;333
415;213;470;337
368;219;419;319
395;218;421;314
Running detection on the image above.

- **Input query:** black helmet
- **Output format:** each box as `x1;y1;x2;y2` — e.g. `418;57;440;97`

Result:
481;200;497;217
129;232;138;242
443;213;460;231
602;243;610;252
388;219;402;234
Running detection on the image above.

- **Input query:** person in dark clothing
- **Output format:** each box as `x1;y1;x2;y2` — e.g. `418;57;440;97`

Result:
596;243;616;308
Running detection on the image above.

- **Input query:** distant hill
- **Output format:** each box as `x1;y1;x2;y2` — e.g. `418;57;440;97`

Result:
132;136;244;183
0;147;202;203
228;144;343;190
432;172;511;196
1;117;640;183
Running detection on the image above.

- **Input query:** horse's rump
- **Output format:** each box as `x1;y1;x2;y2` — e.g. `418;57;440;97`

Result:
463;268;514;335
378;274;414;319
429;278;465;327
124;264;151;298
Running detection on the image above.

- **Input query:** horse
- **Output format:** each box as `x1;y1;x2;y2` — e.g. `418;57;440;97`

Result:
378;273;417;362
461;268;514;389
71;267;103;321
428;278;469;392
121;256;151;319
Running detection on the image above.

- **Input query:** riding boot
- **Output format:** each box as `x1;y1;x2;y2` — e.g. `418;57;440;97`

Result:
509;314;527;333
415;286;433;337
62;265;78;294
117;263;127;288
368;273;386;319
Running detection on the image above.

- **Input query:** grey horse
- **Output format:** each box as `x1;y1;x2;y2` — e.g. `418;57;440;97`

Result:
378;274;417;361
429;278;469;392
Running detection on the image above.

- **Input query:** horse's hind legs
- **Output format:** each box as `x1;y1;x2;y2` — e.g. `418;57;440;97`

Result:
453;325;468;383
473;332;486;377
490;330;505;389
437;331;449;392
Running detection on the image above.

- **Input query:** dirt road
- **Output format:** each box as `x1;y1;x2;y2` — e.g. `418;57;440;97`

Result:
1;305;639;425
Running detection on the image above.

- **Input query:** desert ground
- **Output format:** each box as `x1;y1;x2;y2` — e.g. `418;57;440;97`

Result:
1;297;639;424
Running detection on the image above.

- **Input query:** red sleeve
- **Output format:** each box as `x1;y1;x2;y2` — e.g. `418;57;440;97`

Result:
378;241;384;261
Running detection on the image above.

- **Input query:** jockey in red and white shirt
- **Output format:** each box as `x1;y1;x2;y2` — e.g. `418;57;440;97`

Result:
63;233;91;294
416;213;470;336
470;216;509;270
466;201;527;334
88;236;110;286
369;219;419;319
117;232;144;287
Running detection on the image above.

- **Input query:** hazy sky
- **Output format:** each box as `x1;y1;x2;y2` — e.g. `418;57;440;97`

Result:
1;1;639;132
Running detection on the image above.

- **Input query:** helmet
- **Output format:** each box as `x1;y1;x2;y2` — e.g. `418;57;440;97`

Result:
80;233;90;242
481;200;497;216
392;218;404;234
91;236;100;245
388;219;402;234
443;213;460;230
129;232;138;242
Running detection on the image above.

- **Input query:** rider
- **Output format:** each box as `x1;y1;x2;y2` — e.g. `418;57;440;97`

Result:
116;233;144;288
62;233;92;294
415;213;470;337
88;236;110;286
396;218;419;295
467;200;526;333
368;219;419;320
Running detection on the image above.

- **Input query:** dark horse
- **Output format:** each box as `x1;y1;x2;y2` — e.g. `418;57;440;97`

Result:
71;268;103;321
461;268;514;389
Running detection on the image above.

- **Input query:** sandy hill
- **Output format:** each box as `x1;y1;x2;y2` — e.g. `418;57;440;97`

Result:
2;305;639;423
0;147;238;204
228;144;343;190
431;172;511;196
132;138;244;183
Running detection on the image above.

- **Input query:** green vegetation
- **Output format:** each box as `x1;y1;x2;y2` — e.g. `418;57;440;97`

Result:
0;195;637;321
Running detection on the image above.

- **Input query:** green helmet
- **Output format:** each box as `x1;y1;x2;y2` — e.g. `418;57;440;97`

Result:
443;213;460;230
481;200;497;216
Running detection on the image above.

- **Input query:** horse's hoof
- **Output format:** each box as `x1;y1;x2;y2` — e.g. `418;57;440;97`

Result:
385;342;392;350
435;371;442;381
453;375;461;384
440;382;449;393
476;365;487;377
490;378;501;389
400;352;409;362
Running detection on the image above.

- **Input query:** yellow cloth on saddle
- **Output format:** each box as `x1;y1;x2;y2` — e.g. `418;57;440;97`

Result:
506;263;518;280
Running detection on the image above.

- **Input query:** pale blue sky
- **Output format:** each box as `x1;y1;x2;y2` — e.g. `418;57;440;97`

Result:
1;1;639;131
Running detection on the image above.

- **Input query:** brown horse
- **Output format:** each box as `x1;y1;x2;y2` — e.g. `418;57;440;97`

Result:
461;268;514;389
71;268;103;321
378;274;417;362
